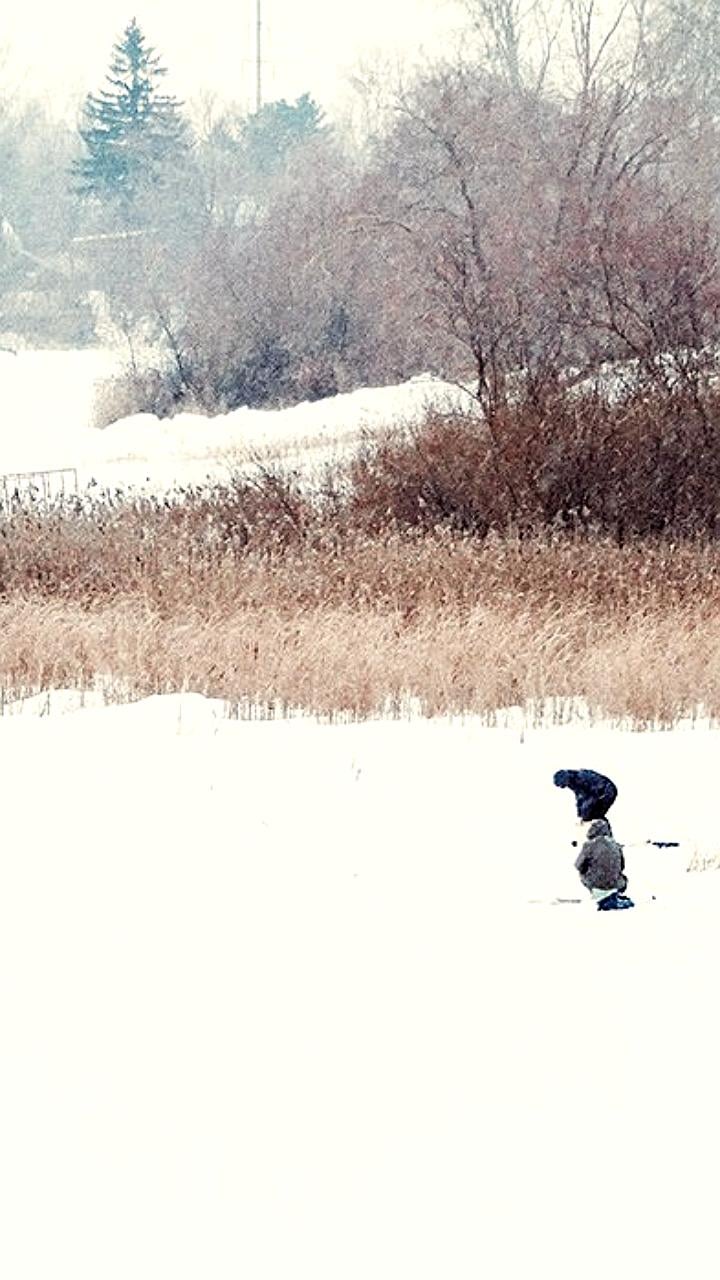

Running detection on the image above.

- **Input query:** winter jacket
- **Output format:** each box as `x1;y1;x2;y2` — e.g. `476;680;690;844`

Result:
553;768;618;821
574;819;628;894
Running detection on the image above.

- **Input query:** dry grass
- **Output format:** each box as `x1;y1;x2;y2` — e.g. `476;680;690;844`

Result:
0;577;719;723
2;407;720;721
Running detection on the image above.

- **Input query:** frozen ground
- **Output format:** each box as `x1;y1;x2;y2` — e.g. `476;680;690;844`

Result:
1;692;719;1279
0;348;470;493
1;350;718;1276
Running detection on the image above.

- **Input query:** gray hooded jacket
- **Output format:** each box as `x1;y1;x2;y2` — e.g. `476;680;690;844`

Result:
574;819;628;894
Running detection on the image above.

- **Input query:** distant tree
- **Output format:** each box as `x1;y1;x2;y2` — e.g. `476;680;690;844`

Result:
242;93;324;177
460;0;559;94
75;18;189;220
645;0;720;114
0;98;79;253
190;93;326;224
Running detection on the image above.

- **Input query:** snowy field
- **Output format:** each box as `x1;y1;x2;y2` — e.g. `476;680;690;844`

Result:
1;690;720;1279
0;347;469;493
1;350;719;1277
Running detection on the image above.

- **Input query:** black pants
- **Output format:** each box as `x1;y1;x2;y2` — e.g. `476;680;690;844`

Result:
579;800;614;821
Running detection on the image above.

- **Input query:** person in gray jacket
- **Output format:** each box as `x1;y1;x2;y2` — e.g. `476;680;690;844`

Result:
574;818;635;911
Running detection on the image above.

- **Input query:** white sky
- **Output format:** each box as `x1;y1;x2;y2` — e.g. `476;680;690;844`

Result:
4;0;466;120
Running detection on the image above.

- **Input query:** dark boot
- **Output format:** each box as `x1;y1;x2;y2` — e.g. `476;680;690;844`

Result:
597;892;635;911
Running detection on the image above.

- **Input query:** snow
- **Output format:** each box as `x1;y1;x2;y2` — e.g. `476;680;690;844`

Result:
0;347;472;493
0;349;718;1276
1;690;719;1279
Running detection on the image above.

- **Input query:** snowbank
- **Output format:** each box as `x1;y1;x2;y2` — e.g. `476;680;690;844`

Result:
0;348;472;493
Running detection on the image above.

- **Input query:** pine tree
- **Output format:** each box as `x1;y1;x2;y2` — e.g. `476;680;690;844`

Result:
76;18;188;217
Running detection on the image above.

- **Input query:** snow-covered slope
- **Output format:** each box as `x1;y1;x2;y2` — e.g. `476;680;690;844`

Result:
0;693;717;1279
0;348;471;493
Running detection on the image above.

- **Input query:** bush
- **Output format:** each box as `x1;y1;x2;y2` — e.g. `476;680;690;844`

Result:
93;335;343;426
92;363;190;426
346;385;720;541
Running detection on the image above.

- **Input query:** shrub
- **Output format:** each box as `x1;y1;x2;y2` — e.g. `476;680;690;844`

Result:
346;384;720;540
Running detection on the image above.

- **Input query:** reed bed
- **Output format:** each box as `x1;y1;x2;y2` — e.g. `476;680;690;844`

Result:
0;574;718;723
2;392;720;722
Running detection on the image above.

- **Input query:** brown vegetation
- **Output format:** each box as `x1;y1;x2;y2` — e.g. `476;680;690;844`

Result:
1;589;719;724
4;389;720;723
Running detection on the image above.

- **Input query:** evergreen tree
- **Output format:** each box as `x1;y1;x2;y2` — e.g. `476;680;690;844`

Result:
242;94;324;177
75;18;188;217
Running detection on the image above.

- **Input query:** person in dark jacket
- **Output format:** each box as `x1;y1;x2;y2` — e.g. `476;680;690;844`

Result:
553;768;618;822
574;818;634;911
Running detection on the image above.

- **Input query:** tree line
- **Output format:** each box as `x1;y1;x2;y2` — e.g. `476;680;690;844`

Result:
3;3;720;418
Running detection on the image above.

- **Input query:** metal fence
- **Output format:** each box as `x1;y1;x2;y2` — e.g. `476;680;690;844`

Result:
0;467;78;510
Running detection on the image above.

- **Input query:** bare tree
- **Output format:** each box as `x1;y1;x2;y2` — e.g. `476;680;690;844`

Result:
358;32;720;410
646;0;720;112
461;0;563;93
567;0;635;99
361;64;571;414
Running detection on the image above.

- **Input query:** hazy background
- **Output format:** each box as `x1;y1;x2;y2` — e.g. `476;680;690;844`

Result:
5;0;465;118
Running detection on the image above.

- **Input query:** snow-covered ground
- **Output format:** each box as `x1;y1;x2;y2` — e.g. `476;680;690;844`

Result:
1;350;718;1277
1;691;719;1279
0;348;471;494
